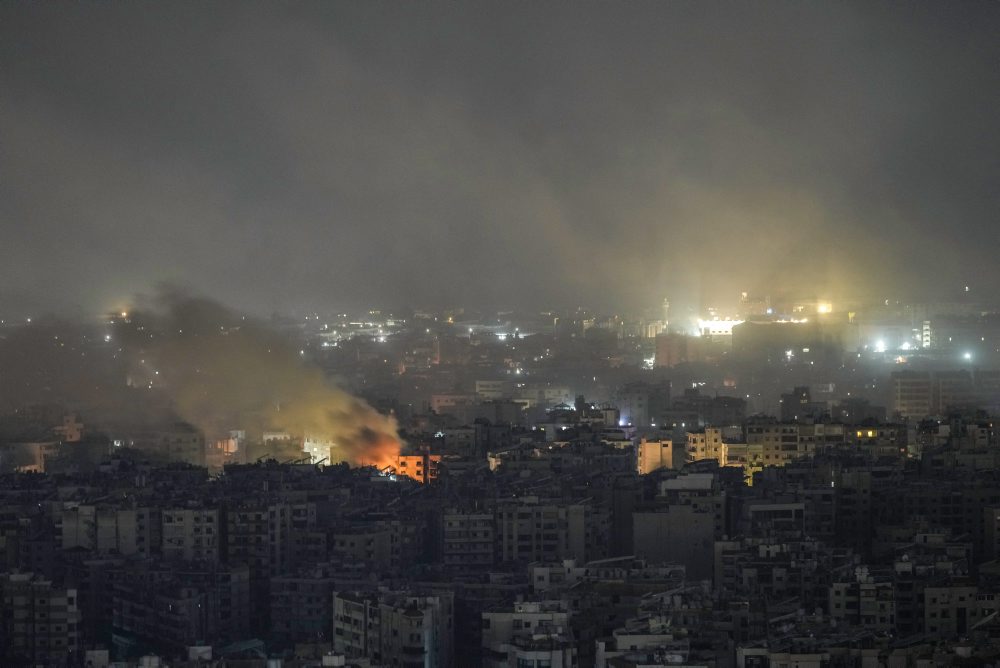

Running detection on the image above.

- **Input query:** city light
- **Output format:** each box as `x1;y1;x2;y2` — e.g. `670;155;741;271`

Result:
3;3;999;657
696;318;744;336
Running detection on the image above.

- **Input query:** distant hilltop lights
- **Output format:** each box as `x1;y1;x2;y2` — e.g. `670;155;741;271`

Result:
690;315;812;338
682;298;837;336
695;318;743;337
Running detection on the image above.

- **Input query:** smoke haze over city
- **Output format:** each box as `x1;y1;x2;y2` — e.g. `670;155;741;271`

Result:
0;287;403;467
9;5;1000;667
2;3;1000;317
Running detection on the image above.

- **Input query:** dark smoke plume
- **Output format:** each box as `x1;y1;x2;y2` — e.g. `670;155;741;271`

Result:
117;288;402;467
0;288;402;467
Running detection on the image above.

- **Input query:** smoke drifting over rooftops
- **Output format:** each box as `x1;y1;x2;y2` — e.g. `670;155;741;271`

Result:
0;288;402;468
119;288;402;467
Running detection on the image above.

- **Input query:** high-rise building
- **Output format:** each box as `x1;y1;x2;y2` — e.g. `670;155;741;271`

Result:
654;333;705;368
891;370;975;419
61;504;160;558
161;506;220;563
441;510;495;568
0;573;80;666
780;386;827;422
637;438;674;475
333;589;454;667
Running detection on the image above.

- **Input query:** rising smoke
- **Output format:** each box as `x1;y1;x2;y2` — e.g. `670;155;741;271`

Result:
117;287;402;467
0;288;402;468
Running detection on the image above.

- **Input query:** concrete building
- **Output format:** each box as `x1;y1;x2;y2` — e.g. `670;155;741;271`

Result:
162;506;220;563
482;600;570;648
332;591;378;659
333;590;454;667
270;569;336;646
746;421;815;467
61;504;160;558
936;370;975;413
54;413;83;442
616;382;670;427
392;452;442;484
225;501;292;577
658;472;730;539
892;371;933;419
685;427;726;464
0;572;80;666
829;567;896;631
482;601;575;668
891;370;977;420
303;435;335;464
780;386;827;422
984;507;1000;562
632;505;714;579
331;524;398;572
924;583;986;637
595;615;692;668
529;558;685;594
496;498;594;564
476;380;512;401
685;427;758;478
132;423;206;466
654;333;706;368
637;438;674;475
430;393;475;414
732;320;846;362
441;510;495;568
112;562;251;655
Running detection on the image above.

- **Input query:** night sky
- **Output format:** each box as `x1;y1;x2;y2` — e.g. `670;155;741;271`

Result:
2;2;999;317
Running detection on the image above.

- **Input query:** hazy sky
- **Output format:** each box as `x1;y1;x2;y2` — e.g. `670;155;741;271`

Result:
2;2;999;317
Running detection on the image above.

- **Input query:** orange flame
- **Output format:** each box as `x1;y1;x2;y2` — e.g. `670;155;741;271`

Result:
354;433;403;471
